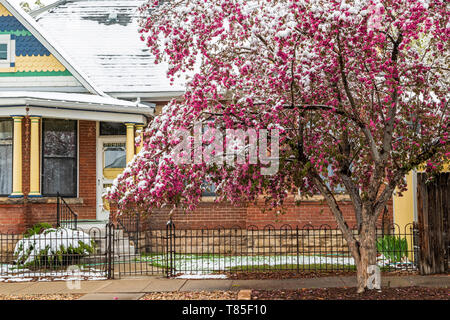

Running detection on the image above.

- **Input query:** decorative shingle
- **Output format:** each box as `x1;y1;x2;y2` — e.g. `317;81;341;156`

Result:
15;54;66;72
15;34;50;56
0;3;11;16
0;15;25;31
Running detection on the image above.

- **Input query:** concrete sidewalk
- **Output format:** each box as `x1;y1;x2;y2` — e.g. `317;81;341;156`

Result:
0;275;448;300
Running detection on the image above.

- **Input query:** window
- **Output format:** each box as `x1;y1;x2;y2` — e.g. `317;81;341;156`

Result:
100;122;126;136
201;181;216;197
0;43;7;60
104;143;126;168
0;34;14;68
42;119;77;197
0;119;13;196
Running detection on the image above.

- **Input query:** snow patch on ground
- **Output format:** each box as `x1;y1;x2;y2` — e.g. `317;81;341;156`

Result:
141;254;415;276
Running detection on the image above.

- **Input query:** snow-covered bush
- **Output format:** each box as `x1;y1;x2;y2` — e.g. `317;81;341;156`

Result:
14;228;95;268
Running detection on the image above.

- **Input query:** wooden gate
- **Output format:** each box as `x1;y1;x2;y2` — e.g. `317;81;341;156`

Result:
417;173;449;274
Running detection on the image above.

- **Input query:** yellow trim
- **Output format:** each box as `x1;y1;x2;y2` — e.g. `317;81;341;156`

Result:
0;4;12;16
0;67;16;73
135;124;144;154
11;116;23;197
103;168;124;180
125;123;135;163
15;55;66;72
29;116;41;197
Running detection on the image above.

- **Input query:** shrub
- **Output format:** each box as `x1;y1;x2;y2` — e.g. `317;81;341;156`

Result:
376;235;408;263
14;228;95;268
23;222;53;238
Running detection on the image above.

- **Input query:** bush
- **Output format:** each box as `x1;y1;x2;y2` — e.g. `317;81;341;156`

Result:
376;235;408;263
23;222;53;238
14;228;96;268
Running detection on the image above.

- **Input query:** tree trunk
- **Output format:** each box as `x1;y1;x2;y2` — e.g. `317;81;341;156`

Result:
354;216;378;293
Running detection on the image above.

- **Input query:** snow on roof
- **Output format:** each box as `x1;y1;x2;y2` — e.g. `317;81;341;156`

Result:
34;0;187;96
0;0;105;96
0;91;153;115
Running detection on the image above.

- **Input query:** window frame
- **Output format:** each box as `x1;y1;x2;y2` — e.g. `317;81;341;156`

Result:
0;118;13;196
99;122;126;136
0;34;15;69
41;118;78;198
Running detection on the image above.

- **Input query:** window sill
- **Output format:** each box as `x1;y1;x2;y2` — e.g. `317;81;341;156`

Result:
0;197;84;205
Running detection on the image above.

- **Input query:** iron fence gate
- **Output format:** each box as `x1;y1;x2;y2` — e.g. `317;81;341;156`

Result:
1;222;420;281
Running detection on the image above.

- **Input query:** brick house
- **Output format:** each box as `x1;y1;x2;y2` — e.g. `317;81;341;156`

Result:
0;0;393;234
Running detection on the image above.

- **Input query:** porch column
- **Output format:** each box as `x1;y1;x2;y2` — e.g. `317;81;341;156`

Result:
125;122;135;163
28;116;41;197
9;116;23;198
135;123;144;154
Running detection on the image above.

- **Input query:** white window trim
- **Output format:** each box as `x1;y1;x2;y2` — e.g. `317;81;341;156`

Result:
0;34;15;68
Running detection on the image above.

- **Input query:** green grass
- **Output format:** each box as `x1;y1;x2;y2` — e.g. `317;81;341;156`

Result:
227;264;357;272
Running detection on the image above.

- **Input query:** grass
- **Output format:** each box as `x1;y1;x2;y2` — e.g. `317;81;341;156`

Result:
227;264;357;272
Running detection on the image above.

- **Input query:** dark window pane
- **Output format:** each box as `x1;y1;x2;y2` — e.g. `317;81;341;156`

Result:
0;43;7;60
100;122;126;136
42;119;77;197
0;119;12;195
104;145;126;168
201;181;216;196
0;119;12;140
42;158;77;196
43;119;77;157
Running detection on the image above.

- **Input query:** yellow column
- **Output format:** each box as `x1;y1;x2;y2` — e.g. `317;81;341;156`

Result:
125;123;135;163
29;116;41;197
10;116;23;198
135;124;144;154
393;171;415;260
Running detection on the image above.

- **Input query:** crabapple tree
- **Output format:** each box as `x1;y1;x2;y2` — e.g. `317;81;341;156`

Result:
106;0;449;292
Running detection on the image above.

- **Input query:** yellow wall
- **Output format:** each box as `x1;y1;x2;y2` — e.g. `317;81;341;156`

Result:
393;171;415;231
393;161;449;260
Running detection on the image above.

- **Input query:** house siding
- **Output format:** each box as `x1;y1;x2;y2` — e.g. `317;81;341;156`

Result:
143;199;393;230
0;3;82;89
0;119;97;233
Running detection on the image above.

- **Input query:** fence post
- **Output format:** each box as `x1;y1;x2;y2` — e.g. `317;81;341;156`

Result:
166;219;175;278
413;222;420;272
136;212;140;253
107;223;114;279
295;225;300;273
56;192;60;228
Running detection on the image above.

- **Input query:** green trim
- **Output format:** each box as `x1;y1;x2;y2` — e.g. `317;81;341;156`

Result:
0;30;32;36
0;70;72;77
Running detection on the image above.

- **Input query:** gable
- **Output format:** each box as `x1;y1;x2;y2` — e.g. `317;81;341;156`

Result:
0;3;70;77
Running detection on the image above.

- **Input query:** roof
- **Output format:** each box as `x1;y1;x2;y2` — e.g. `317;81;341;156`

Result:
34;0;187;98
0;90;153;114
0;0;105;96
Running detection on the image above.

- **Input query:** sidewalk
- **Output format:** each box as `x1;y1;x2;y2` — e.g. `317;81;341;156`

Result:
0;275;448;300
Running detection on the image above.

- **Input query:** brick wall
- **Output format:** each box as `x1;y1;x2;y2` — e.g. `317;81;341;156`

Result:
0;119;97;233
0;204;27;233
76;120;97;220
146;202;247;229
142;198;393;230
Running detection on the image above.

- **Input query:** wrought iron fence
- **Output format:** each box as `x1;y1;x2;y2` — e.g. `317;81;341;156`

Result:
56;193;78;230
0;222;418;281
160;223;418;276
0;225;113;281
